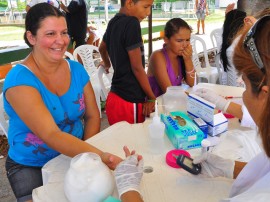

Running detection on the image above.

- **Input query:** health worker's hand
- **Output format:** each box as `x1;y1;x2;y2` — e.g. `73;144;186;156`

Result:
192;88;230;112
193;152;235;179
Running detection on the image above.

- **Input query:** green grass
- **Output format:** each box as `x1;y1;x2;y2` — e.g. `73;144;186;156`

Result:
0;10;225;42
0;26;24;41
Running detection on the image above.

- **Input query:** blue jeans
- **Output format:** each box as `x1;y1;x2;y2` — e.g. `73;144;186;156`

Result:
196;10;206;20
5;156;43;202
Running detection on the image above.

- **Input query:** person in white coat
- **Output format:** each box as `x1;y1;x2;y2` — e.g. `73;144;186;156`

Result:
113;15;270;202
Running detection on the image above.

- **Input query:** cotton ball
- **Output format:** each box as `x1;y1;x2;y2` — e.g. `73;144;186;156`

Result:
64;152;115;202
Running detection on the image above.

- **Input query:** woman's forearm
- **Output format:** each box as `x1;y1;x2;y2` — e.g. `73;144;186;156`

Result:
226;102;243;120
121;191;143;202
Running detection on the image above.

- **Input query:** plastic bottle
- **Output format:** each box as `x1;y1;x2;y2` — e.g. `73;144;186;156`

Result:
201;139;211;154
162;86;187;114
148;100;165;154
201;136;221;154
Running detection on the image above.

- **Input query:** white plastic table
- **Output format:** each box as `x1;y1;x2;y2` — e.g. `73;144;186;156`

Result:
32;84;261;202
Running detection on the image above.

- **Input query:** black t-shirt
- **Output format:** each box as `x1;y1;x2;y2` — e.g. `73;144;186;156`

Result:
103;13;146;103
66;0;87;39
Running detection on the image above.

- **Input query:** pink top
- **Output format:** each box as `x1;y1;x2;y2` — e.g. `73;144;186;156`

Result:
148;47;183;97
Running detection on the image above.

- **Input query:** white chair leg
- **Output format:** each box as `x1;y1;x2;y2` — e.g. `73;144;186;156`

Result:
0;93;8;137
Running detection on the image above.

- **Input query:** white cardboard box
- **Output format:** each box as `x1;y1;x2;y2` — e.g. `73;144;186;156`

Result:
187;94;228;136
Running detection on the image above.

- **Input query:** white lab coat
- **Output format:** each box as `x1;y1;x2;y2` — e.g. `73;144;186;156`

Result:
221;152;270;202
240;105;256;130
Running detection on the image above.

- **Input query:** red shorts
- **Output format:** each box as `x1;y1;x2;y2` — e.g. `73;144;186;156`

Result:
106;92;145;125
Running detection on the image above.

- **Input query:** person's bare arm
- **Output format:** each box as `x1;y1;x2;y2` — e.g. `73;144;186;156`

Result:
225;3;235;15
5;86;122;169
99;41;111;72
149;50;172;93
82;82;101;140
60;2;69;13
226;102;243;120
128;47;156;116
128;47;155;100
121;191;143;202
205;1;209;15
128;47;156;100
25;5;31;12
233;161;247;179
194;0;198;10
182;44;195;86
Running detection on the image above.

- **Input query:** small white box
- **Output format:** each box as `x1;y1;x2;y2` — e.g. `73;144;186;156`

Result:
187;93;228;136
208;113;228;136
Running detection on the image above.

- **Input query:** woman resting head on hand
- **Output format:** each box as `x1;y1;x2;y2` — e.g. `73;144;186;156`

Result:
147;18;195;97
4;3;123;201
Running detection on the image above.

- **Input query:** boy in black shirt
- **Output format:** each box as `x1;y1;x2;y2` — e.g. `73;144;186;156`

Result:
99;0;156;125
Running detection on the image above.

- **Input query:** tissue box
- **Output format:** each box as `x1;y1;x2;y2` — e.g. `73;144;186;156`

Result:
161;111;204;150
193;118;208;138
187;93;228;136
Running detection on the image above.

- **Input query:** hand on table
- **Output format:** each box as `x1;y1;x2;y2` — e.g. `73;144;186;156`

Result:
193;152;235;179
114;146;144;198
192;88;231;112
101;152;123;170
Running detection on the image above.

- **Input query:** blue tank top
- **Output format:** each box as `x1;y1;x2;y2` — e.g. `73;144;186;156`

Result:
3;60;89;167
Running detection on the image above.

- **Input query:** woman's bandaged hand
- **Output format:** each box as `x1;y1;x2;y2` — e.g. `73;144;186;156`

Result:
114;155;144;197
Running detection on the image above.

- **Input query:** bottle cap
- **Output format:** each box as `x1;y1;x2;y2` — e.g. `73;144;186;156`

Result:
201;139;211;148
152;100;161;123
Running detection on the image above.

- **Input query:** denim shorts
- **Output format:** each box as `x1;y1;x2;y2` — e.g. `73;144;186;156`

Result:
196;10;206;20
5;156;43;202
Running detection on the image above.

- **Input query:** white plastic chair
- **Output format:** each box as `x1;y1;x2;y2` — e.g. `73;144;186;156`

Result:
64;51;74;60
210;28;223;54
73;45;111;117
97;66;113;101
190;34;219;84
0;93;8;137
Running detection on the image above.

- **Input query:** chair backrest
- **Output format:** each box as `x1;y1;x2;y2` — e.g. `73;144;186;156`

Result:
190;34;220;83
0;93;8;137
190;34;211;69
98;66;113;101
73;45;100;81
64;51;74;60
73;44;112;101
210;28;223;53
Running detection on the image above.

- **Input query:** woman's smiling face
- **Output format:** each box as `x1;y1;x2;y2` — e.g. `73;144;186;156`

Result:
28;16;70;62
